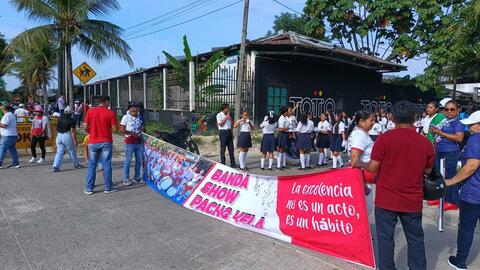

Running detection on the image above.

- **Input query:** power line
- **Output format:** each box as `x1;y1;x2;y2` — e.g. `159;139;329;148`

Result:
271;0;303;16
124;0;211;31
126;0;243;40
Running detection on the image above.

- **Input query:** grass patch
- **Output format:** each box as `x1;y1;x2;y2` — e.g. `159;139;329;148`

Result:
145;121;172;135
211;136;218;144
194;137;204;146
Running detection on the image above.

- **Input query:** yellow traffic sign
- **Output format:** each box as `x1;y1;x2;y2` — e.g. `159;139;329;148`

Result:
73;62;97;84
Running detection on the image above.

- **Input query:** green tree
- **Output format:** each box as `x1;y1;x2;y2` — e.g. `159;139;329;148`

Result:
304;0;469;62
6;0;133;106
267;12;323;38
162;35;226;112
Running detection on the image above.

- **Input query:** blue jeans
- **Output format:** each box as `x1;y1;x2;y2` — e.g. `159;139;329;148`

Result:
74;114;82;128
435;151;460;205
53;132;79;169
0;135;19;166
124;143;143;180
85;142;113;192
375;206;426;270
454;200;480;267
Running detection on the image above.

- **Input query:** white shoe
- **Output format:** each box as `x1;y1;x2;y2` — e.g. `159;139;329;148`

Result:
29;157;36;163
123;179;132;186
36;158;45;163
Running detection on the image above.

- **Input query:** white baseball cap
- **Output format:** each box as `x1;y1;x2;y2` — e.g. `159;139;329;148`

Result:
64;106;73;114
439;98;452;108
460;110;480;125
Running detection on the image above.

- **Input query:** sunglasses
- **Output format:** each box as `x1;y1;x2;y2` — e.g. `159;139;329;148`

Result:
444;108;456;112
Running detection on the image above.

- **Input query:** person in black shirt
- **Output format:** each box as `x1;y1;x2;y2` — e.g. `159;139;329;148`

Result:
52;106;83;172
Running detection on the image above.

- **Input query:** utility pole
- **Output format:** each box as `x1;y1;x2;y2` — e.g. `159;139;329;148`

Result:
234;0;250;121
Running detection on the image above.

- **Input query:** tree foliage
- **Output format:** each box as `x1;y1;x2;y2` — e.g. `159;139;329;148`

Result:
304;0;470;62
267;12;322;38
7;0;132;105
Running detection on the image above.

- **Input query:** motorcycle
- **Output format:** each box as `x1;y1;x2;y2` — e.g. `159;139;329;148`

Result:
155;122;200;155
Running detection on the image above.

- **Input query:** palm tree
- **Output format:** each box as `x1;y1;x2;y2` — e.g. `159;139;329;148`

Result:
4;43;56;108
6;0;133;106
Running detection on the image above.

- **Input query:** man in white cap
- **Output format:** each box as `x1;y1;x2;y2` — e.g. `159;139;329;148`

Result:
14;103;29;123
445;110;480;270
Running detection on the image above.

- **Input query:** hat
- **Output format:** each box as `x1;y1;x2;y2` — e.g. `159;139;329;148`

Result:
460;110;480;125
19;103;25;108
128;101;141;108
1;100;9;106
439;98;452;108
75;100;80;103
34;105;43;112
64;106;73;114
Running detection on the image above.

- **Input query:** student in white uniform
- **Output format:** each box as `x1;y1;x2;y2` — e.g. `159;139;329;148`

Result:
259;111;277;170
315;112;331;166
296;112;315;170
234;110;254;170
330;113;346;168
386;112;395;131
348;110;376;214
368;115;383;141
216;104;236;167
276;106;290;170
379;108;388;131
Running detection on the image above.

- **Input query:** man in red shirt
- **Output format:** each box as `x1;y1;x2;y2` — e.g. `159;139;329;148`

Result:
363;101;435;270
83;96;119;194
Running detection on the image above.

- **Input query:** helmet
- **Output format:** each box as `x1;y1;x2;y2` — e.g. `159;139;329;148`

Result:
423;169;446;200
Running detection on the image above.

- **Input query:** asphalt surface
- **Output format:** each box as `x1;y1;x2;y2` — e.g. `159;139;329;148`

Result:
0;151;479;270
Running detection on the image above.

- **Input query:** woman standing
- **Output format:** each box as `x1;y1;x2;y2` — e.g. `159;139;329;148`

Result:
296;112;314;170
330;113;346;169
52;106;82;172
29;105;49;163
445;110;480;270
431;100;464;210
234;110;254;171
348;110;375;213
423;101;445;144
259;111;277;171
276;106;290;170
315;112;331;166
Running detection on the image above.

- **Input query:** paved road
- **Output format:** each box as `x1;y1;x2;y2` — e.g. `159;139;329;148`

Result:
0;152;479;270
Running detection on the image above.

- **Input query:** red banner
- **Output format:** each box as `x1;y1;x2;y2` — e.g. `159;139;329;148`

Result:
277;168;375;268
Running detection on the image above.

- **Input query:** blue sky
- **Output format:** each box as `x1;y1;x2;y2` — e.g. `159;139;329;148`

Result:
0;0;426;91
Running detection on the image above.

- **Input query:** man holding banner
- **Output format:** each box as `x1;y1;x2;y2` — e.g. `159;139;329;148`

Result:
363;101;435;270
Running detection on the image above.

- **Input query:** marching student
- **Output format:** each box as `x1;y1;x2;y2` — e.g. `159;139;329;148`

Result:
386;112;395;131
379;107;388;131
276;106;290;170
234;110;254;171
296;112;315;170
29;105;50;163
368;115;383;141
259;111;277;170
330;112;346;168
315;112;331;166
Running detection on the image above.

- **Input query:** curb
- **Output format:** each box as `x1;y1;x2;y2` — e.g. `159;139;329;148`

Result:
422;203;480;233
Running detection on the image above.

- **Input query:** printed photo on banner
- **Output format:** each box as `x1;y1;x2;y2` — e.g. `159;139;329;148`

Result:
143;136;213;204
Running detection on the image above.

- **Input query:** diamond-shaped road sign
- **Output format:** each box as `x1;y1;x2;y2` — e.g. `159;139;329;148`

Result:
73;62;97;84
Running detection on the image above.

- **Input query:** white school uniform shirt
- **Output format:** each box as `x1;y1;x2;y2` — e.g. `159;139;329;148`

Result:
332;121;345;135
315;120;332;133
296;120;314;133
237;119;253;132
278;115;289;129
348;127;374;163
287;115;297;132
260;117;277;134
14;108;29;122
216;112;232;130
386;120;395;131
368;123;383;136
421;114;436;134
379;117;388;130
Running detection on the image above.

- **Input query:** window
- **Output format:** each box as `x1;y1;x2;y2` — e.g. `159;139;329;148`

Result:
267;86;288;113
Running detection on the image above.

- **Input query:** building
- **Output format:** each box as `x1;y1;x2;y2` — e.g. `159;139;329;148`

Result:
76;32;434;124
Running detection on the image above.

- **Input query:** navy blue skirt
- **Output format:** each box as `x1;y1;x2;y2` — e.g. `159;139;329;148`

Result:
237;132;252;148
296;133;312;150
277;132;289;149
330;134;342;152
316;133;330;148
261;133;277;152
369;135;378;141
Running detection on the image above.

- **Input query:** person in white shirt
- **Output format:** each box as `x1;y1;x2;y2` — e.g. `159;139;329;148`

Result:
14;103;29;123
379;108;388;131
296;112;315;170
368;116;383;141
259;111;277;170
421;101;440;136
315;112;332;166
348;110;375;214
234;110;254;170
386;112;395;131
0;101;20;168
276;106;290;170
216;104;236;167
330;113;346;168
74;101;84;128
